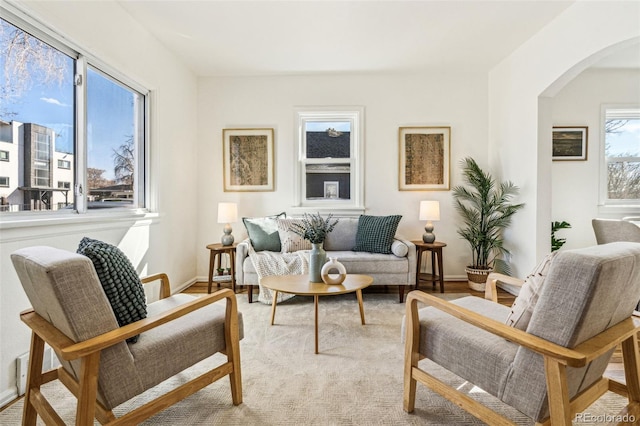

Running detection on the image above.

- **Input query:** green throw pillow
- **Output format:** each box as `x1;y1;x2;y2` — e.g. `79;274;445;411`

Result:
353;215;402;254
77;237;147;343
243;212;286;252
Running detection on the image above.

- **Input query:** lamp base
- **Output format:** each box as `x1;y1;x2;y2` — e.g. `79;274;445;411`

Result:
423;222;435;243
221;223;234;246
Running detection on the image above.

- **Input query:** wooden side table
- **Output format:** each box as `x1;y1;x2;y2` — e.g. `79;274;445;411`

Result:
412;241;447;293
206;243;237;294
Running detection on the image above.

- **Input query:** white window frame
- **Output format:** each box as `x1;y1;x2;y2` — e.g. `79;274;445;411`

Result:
57;159;71;169
0;3;151;225
0;176;9;187
0;150;8;161
293;106;365;215
599;105;640;213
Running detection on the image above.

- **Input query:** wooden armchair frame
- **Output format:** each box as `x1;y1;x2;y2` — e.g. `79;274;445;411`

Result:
403;290;640;425
20;274;242;426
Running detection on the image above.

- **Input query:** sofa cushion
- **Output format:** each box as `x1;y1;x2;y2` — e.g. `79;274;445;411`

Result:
277;218;312;253
504;252;558;331
243;212;286;252
328;251;409;274
353;215;402;254
323;218;359;251
77;237;147;343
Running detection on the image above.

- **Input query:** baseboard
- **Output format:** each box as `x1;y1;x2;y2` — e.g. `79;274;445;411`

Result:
0;388;18;409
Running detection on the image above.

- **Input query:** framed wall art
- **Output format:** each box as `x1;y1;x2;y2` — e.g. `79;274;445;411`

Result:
223;128;274;191
399;126;450;191
552;126;588;161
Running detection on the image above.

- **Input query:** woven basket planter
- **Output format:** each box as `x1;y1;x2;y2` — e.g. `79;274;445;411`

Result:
465;267;492;292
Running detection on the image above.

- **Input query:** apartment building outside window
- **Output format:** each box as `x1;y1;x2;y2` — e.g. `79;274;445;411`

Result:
0;10;148;214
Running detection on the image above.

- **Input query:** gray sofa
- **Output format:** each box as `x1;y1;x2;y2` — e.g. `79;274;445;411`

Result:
236;216;417;303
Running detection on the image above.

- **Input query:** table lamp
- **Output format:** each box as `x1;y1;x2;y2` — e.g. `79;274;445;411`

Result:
218;202;238;246
419;200;440;243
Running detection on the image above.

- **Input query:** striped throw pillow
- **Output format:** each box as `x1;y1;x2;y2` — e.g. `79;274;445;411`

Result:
353;215;402;254
277;218;312;253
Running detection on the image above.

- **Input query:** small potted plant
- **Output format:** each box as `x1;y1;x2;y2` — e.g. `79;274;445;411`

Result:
289;212;339;283
452;157;524;291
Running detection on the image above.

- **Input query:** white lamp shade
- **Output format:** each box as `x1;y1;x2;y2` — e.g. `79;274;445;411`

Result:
419;200;440;221
217;202;238;223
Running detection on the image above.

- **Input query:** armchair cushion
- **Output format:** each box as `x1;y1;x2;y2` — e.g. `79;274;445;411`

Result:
353;214;402;254
243;212;286;252
505;251;557;331
77;237;147;342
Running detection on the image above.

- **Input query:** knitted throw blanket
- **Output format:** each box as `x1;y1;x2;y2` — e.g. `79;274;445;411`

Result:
248;246;309;304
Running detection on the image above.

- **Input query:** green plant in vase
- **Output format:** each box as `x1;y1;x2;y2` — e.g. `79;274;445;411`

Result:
290;212;339;282
452;157;524;291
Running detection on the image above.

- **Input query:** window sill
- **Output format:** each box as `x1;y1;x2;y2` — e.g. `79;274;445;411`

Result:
0;210;160;243
289;205;366;217
597;203;640;217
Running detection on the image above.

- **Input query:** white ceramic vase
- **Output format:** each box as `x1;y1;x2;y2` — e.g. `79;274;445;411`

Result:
321;257;347;285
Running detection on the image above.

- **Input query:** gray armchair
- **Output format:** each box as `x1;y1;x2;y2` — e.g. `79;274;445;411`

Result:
592;218;640;244
403;242;640;425
12;246;242;425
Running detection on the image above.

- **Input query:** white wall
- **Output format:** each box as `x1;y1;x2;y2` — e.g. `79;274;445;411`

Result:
196;72;489;282
0;1;199;406
489;1;640;277
551;68;640;250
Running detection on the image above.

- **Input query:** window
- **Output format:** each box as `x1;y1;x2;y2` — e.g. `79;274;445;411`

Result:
0;10;147;215
601;107;640;206
294;107;364;212
0;150;8;161
0;176;8;187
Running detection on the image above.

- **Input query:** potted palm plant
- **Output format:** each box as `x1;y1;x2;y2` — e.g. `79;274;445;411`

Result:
452;157;524;291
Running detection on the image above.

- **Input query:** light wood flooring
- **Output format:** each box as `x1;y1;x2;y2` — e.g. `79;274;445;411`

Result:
185;279;627;382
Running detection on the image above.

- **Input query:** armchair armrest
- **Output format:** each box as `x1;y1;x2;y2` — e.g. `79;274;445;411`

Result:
141;273;171;300
484;272;525;302
20;288;239;362
405;290;640;368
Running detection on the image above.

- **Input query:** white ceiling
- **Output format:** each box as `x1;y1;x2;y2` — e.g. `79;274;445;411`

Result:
116;0;592;77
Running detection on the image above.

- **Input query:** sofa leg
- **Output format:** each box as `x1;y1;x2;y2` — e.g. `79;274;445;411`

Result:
399;285;405;303
248;285;253;303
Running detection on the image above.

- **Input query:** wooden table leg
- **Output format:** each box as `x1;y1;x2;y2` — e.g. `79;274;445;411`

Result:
270;291;278;325
229;250;236;293
431;250;436;289
207;249;215;294
356;289;366;325
314;295;319;354
437;248;445;293
415;247;423;288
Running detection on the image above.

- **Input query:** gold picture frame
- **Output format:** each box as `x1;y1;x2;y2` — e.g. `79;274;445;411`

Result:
399;126;450;191
552;126;588;161
223;128;274;191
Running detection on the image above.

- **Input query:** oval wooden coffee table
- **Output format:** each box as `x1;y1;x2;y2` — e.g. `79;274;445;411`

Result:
261;274;373;354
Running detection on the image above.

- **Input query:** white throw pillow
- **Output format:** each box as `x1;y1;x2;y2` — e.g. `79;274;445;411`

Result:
277;218;312;253
391;240;409;257
504;251;559;331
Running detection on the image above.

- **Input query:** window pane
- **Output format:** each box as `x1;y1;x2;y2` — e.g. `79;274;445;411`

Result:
0;18;74;211
87;67;141;209
305;122;350;159
605;115;640;200
305;163;351;200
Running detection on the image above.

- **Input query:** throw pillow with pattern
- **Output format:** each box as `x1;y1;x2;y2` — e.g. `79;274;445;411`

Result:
277;218;313;253
353;215;402;254
77;237;147;343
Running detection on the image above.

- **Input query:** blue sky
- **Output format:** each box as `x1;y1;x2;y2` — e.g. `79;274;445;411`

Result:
1;19;134;180
606;119;640;156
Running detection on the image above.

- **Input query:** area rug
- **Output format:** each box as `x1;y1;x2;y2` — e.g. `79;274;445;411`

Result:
0;293;628;425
